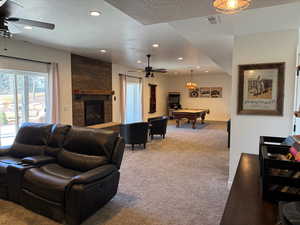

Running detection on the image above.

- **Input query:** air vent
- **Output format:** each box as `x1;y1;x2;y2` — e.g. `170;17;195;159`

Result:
207;15;221;25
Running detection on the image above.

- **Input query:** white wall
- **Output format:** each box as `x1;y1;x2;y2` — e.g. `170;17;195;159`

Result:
112;64;168;122
0;38;72;124
230;30;299;181
166;73;232;121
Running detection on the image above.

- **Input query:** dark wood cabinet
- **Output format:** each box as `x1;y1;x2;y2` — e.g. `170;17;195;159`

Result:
220;154;278;225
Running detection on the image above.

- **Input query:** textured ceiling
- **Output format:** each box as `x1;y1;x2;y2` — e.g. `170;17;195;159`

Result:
7;0;222;74
2;0;300;76
105;0;300;25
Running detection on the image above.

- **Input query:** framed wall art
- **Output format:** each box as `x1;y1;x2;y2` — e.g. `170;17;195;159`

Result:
211;87;222;98
199;87;211;98
237;62;285;116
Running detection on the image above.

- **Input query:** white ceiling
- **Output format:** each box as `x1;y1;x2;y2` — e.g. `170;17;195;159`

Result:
170;1;300;73
2;0;300;75
105;0;300;25
7;0;224;74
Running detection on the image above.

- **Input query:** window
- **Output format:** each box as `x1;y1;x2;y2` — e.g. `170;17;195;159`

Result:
125;78;142;123
0;70;48;146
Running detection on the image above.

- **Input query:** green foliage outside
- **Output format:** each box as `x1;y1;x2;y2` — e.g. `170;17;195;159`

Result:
0;112;8;125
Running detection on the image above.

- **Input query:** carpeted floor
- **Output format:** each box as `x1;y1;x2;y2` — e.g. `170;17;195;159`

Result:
0;121;229;225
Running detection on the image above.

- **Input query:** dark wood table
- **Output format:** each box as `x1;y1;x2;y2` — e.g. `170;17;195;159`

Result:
220;154;278;225
172;109;209;129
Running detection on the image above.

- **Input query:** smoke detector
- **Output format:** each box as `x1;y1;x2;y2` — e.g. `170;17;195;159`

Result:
207;15;221;25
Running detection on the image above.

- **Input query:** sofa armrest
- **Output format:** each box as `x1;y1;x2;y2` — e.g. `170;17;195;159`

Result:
0;145;11;156
7;164;35;203
112;137;125;169
72;164;117;184
21;155;56;165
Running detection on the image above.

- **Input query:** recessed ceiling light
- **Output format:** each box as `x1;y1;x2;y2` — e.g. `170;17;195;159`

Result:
137;60;142;64
205;70;209;73
152;43;160;48
177;57;183;61
90;11;101;17
196;66;201;69
24;26;32;30
100;49;107;53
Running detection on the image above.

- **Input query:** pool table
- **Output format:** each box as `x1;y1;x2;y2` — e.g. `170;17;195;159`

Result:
172;109;210;129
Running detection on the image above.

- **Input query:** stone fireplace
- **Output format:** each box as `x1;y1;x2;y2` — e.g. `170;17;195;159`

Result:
71;54;113;127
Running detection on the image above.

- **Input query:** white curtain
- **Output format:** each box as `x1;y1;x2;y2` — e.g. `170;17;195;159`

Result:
140;78;145;121
120;74;127;123
120;74;143;124
48;63;60;123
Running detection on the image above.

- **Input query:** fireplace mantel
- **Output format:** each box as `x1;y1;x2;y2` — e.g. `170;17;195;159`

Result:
74;90;115;96
73;90;115;100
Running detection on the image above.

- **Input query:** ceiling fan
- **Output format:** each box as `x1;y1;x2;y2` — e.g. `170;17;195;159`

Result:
0;0;55;38
144;54;167;78
0;0;7;7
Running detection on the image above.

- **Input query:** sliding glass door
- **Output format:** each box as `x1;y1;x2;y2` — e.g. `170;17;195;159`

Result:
0;70;48;146
125;78;143;123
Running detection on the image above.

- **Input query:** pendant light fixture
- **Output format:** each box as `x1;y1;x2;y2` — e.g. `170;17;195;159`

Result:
186;70;197;90
213;0;251;14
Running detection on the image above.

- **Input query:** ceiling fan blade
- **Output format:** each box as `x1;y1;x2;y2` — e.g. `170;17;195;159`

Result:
7;17;55;30
0;0;8;8
7;21;20;33
0;0;22;18
152;69;168;73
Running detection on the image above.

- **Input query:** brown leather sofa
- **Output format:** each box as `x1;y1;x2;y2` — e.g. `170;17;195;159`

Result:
0;122;125;225
0;122;55;199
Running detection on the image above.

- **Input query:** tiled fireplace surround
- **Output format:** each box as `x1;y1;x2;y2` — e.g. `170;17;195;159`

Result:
71;54;113;127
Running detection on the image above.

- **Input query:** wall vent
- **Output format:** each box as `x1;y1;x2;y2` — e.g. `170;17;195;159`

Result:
207;15;221;25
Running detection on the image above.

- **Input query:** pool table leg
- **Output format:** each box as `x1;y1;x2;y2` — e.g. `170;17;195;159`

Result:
201;113;206;124
192;120;196;129
176;119;180;128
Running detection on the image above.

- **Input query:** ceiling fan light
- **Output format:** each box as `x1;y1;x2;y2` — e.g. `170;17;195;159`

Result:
213;0;251;14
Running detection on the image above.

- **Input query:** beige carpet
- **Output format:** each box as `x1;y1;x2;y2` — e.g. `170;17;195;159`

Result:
0;121;229;225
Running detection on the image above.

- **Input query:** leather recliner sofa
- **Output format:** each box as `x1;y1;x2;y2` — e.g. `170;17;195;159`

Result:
0;122;56;199
0;122;125;225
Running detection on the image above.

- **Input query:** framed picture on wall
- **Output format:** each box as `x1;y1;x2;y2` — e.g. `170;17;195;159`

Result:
237;62;285;116
199;87;211;98
211;87;222;98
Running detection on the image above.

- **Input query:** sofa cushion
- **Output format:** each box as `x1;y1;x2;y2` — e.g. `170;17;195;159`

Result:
46;124;71;157
14;123;53;145
63;127;118;158
9;143;45;158
23;164;81;203
57;150;108;172
10;123;53;158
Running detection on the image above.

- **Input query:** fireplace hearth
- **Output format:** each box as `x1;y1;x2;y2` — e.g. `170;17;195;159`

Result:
84;100;105;126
